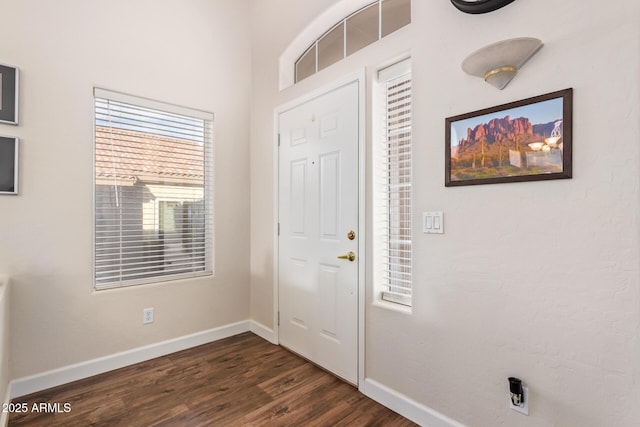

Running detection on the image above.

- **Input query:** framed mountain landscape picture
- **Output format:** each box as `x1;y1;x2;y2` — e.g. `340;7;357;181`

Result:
445;88;572;186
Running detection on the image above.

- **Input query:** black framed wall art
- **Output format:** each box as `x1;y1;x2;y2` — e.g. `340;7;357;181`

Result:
0;63;19;125
446;88;573;186
0;136;18;194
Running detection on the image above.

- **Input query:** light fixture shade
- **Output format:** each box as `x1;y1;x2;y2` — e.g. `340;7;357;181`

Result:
462;37;543;90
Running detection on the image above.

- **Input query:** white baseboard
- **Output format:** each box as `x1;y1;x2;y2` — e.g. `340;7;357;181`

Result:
249;320;276;344
10;320;251;399
364;378;466;427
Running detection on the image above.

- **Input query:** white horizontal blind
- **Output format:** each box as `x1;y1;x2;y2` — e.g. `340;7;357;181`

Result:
375;60;412;306
94;89;214;290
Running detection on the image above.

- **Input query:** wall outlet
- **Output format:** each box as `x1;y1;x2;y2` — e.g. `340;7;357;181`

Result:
510;386;529;415
143;307;154;324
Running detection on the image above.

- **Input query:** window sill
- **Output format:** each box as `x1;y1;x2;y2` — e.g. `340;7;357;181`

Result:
373;292;412;315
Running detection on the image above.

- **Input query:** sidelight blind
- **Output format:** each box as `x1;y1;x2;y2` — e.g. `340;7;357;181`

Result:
375;59;412;306
93;88;214;290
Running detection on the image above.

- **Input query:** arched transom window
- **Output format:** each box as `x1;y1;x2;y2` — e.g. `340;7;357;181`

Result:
295;0;411;83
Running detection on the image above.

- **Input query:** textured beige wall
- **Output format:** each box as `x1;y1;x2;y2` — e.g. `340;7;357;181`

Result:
250;0;640;425
0;0;252;379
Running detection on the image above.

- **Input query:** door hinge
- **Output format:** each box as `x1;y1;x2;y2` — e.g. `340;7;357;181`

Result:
277;222;280;236
278;133;281;146
277;311;280;326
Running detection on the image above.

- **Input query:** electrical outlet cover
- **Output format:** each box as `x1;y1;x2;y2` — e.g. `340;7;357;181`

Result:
143;308;154;324
509;386;529;415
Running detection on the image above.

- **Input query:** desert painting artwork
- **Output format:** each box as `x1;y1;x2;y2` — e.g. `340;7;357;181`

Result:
445;89;572;186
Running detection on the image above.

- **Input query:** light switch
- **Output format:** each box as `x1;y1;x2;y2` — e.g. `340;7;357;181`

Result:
423;211;444;234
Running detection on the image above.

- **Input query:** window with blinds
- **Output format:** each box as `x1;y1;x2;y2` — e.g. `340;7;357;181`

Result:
93;88;214;290
374;59;412;306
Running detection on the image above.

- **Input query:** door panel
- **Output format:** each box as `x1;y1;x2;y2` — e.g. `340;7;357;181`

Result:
278;80;359;384
319;152;340;239
290;160;307;235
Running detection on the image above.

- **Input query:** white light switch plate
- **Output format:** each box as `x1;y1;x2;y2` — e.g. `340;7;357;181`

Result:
423;211;443;234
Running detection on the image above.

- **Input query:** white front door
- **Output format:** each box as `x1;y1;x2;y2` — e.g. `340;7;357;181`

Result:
278;80;359;384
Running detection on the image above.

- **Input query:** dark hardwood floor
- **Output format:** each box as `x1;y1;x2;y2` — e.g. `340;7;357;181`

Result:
9;332;416;426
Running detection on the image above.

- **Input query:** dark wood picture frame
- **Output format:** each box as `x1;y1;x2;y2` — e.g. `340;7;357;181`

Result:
445;88;573;187
0;136;18;195
0;63;19;125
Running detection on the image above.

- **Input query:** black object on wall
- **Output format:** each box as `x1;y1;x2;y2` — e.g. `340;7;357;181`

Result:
0;136;18;194
508;377;524;406
450;0;516;14
0;64;19;125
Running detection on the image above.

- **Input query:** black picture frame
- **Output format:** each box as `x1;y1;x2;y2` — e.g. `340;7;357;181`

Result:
445;88;573;187
0;64;19;125
0;136;18;195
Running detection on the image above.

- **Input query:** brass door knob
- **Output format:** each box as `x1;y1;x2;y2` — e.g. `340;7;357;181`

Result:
337;251;356;262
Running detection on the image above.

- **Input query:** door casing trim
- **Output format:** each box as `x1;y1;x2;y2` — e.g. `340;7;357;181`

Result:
273;70;366;390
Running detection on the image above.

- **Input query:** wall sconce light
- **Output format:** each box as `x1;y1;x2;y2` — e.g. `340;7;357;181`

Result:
462;37;543;90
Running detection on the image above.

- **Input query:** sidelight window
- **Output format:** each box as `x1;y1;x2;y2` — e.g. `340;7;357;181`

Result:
374;58;412;306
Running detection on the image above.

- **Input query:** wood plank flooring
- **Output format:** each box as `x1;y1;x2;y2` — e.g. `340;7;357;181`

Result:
9;332;416;426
